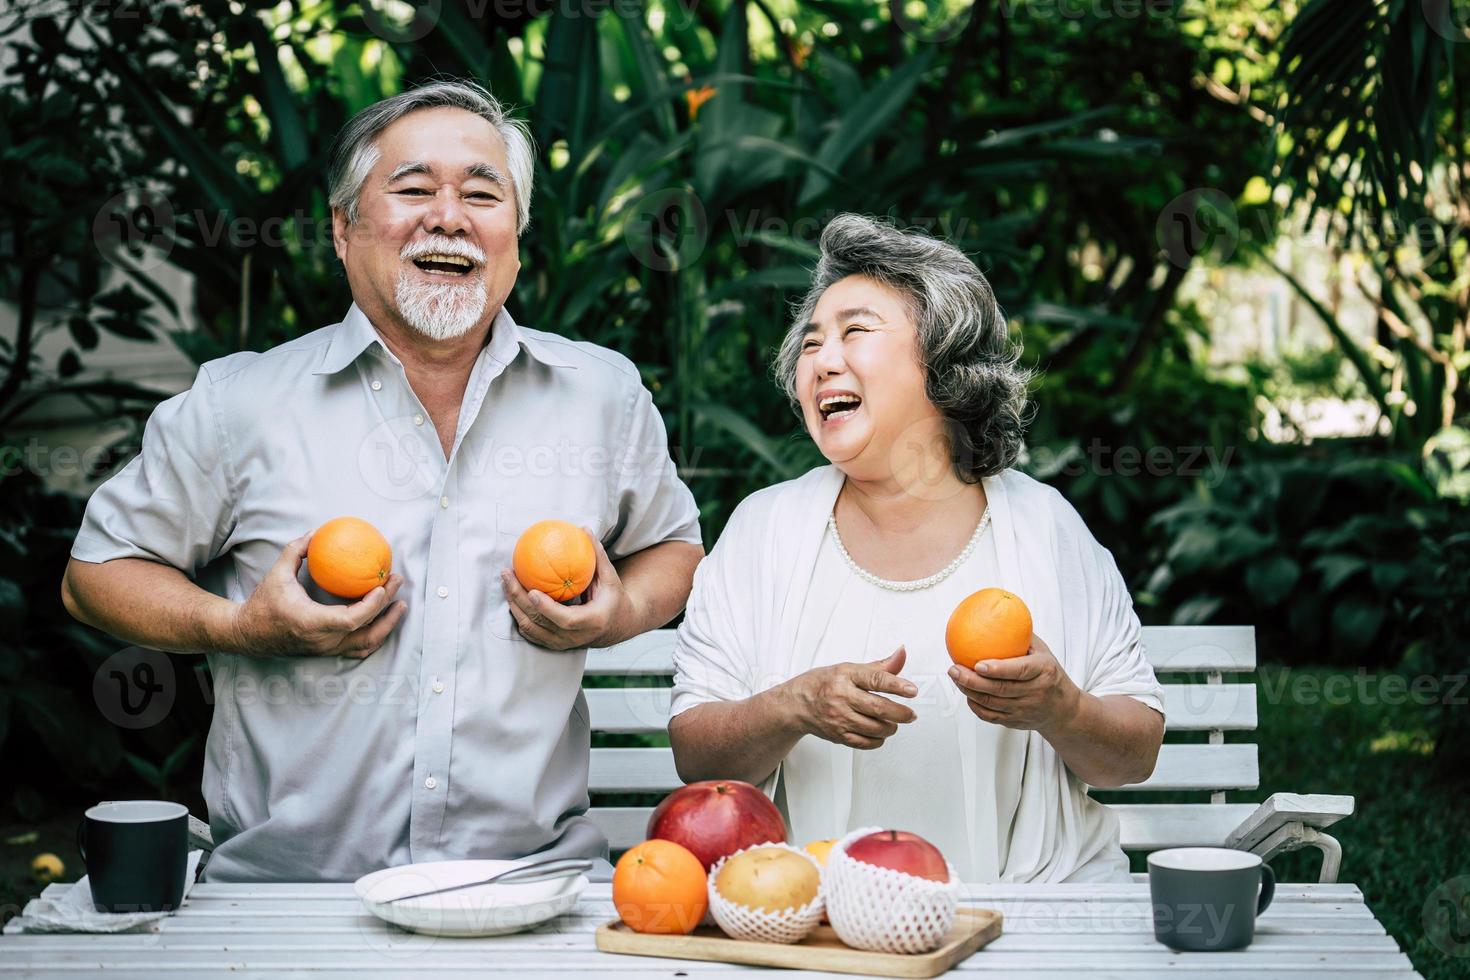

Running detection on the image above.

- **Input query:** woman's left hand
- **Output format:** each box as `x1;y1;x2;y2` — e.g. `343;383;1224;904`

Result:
947;634;1081;733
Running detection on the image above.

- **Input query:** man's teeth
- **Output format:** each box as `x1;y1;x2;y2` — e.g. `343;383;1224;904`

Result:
413;253;474;268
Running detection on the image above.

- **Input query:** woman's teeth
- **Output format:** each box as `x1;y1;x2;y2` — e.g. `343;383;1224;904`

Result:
819;395;862;421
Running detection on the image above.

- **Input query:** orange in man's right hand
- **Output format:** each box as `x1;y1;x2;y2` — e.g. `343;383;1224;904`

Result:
306;517;392;599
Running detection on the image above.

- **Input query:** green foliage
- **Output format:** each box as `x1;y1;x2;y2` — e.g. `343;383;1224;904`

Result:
1271;0;1469;451
1145;450;1469;678
0;471;123;812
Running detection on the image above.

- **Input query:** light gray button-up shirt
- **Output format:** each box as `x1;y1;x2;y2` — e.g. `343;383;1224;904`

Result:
72;303;701;882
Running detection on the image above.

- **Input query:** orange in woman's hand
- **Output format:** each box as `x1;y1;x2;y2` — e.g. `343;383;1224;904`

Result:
513;520;596;602
612;839;708;935
946;587;1032;668
307;517;392;599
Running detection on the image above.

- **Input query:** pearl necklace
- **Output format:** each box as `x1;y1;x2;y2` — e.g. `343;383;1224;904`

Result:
827;507;992;592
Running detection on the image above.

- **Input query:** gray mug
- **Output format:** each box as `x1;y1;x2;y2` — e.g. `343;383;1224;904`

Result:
1148;847;1275;951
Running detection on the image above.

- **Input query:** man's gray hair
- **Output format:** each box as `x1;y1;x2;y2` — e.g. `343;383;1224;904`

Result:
327;80;535;234
775;213;1032;482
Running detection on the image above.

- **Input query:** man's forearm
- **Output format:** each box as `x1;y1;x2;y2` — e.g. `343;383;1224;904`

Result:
1040;693;1164;788
62;557;240;655
607;540;703;646
669;686;804;786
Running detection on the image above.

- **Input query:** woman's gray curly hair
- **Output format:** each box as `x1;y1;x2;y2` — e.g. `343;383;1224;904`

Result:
774;213;1032;482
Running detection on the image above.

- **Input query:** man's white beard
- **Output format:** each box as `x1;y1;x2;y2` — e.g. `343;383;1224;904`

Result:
394;271;488;341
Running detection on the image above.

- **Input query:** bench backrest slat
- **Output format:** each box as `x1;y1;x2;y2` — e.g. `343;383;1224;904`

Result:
587;802;1263;852
585;625;1257;676
588;743;1258;794
584;683;1258;734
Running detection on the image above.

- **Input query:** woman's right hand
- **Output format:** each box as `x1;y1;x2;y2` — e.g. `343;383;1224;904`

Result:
779;646;918;749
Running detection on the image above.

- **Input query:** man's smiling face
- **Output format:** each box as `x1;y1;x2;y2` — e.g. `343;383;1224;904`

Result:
333;106;522;341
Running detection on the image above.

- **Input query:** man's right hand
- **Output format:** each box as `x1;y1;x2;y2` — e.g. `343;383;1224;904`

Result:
230;534;407;658
779;646;917;749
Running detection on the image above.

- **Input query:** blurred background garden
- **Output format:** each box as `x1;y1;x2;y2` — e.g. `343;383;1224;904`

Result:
1;0;1467;973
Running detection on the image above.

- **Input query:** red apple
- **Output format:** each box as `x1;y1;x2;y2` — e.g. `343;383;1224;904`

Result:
845;830;950;882
646;780;787;871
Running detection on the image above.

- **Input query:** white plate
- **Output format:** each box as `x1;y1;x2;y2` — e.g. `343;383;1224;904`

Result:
354;860;588;937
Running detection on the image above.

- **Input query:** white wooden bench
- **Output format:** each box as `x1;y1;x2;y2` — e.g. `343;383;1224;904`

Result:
186;624;1352;882
580;625;1354;882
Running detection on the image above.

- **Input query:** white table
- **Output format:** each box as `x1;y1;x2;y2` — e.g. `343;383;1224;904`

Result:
0;881;1422;978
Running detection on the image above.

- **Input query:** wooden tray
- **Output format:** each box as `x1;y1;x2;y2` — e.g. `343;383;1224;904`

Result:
595;906;1002;978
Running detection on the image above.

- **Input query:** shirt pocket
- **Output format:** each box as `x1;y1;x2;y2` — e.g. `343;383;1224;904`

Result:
489;502;604;640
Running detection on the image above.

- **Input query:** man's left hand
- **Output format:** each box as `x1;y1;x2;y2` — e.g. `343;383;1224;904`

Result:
947;634;1081;734
500;530;637;651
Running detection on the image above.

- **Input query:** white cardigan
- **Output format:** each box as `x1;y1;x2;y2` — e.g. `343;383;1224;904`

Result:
671;464;1164;883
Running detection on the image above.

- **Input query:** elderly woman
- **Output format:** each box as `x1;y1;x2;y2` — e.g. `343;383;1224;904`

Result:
668;214;1165;883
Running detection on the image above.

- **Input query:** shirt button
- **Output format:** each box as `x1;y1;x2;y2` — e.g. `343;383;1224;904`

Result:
413;413;425;426
439;496;449;509
370;380;382;391
424;776;437;790
436;586;448;598
432;680;445;694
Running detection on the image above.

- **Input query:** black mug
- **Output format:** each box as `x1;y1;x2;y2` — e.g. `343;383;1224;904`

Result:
1148;847;1275;951
77;801;189;913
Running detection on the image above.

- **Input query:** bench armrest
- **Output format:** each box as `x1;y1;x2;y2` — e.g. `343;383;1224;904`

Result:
189;814;215;851
1225;793;1354;883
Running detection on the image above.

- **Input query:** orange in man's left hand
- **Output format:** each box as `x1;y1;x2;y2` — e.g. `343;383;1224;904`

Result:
512;519;596;602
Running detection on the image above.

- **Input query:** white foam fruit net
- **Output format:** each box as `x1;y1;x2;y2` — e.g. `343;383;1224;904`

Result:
824;826;961;954
706;841;826;944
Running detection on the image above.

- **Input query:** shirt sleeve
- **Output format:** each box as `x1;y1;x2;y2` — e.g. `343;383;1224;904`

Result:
70;365;236;577
670;499;762;717
605;383;702;560
1077;540;1165;716
1050;493;1163;716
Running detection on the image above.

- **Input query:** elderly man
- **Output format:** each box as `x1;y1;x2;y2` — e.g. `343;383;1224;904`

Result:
61;81;704;882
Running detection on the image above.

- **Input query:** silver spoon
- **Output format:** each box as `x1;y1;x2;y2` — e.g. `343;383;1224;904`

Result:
382;857;594;904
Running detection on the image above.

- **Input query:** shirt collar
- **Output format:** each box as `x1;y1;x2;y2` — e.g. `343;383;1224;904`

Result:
313;303;575;376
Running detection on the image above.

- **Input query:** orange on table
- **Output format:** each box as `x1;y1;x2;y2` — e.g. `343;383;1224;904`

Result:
612;839;708;935
513;519;596;602
802;839;836;865
946;587;1033;669
306;517;392;599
